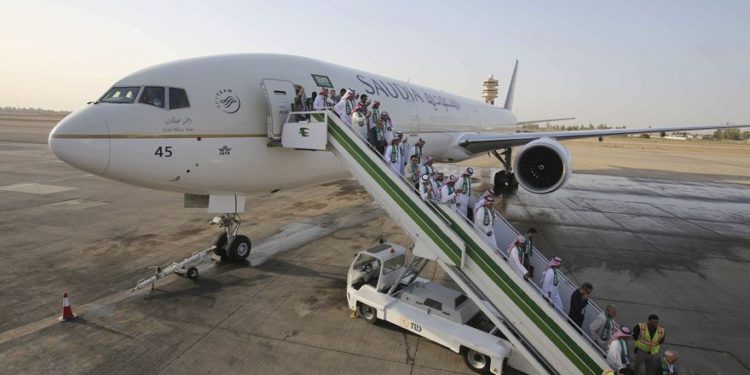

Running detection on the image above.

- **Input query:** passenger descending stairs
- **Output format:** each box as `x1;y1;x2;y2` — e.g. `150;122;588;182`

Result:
279;111;608;374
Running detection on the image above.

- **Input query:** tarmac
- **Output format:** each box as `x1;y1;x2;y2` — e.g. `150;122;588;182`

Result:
0;120;748;375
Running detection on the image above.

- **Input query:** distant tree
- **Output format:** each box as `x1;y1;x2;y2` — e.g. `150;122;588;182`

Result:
723;128;741;140
741;131;750;141
713;129;723;140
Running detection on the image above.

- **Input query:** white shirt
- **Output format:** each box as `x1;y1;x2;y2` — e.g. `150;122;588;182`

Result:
313;95;328;110
384;144;402;173
508;246;528;277
419;182;433;200
440;184;456;204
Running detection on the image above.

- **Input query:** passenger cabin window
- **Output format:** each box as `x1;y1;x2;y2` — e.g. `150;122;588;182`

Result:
139;86;165;108
100;86;140;103
169;87;190;109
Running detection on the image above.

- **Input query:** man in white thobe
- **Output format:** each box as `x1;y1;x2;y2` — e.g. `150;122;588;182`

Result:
456;167;473;217
384;138;403;175
589;305;618;351
313;88;329;110
418;175;434;201
440;175;459;212
541;256;564;311
431;172;444;201
473;197;496;248
409;138;426;165
606;327;633;372
334;90;354;126
506;235;529;278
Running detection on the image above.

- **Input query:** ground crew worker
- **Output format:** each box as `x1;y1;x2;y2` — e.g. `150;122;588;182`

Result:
632;314;666;375
473;196;496;247
404;155;421;188
652;350;678;375
409;138;426;163
507;235;529;278
384;137;402;175
419;174;434;201
590;304;618;350
541;256;564;311
440;175;459;211
606;326;633;373
569;282;593;331
367;118;387;155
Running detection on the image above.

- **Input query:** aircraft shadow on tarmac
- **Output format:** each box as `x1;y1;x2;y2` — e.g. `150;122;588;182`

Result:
69;317;135;340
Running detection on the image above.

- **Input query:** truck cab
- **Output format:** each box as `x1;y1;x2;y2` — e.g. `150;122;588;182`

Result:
346;243;513;375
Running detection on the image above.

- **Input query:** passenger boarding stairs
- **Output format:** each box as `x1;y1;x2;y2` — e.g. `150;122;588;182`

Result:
278;111;610;375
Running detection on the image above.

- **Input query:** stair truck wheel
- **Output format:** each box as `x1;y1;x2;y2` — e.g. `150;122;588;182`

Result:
358;303;378;324
462;348;491;374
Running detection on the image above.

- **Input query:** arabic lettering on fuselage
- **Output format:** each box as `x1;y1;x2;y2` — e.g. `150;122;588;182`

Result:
355;75;461;111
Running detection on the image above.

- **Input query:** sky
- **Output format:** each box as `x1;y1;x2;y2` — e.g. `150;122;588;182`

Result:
1;0;749;128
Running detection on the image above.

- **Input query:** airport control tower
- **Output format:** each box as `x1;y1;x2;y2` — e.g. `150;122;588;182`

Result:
481;74;499;105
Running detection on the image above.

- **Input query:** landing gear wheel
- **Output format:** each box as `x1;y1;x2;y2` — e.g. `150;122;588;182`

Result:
213;232;228;260
463;348;491;374
509;173;519;191
358;303;378;324
228;235;251;261
494;171;518;194
186;267;199;280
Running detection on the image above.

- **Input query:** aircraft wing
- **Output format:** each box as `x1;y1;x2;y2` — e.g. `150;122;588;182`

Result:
459;123;750;154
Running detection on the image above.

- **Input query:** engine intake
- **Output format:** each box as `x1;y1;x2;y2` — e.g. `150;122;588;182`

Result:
512;138;572;194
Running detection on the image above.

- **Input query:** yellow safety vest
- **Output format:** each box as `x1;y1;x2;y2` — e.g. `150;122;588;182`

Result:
635;322;664;355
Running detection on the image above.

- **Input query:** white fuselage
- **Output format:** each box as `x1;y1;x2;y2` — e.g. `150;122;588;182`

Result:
49;54;517;195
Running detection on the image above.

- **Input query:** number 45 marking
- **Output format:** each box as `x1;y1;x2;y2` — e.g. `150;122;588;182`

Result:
154;146;173;157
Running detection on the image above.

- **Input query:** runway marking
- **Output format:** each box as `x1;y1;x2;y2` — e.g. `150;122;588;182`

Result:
0;182;76;195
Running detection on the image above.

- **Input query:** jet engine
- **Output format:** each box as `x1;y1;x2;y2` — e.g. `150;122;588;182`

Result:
512;137;572;194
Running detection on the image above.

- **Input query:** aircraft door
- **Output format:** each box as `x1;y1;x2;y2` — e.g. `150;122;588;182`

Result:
261;79;297;139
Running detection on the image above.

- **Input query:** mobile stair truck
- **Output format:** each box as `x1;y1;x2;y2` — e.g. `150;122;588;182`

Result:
347;243;514;374
276;109;610;375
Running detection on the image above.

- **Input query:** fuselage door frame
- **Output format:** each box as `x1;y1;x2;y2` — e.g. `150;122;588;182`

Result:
261;79;298;140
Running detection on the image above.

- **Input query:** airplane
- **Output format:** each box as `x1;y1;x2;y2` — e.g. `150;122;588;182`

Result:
48;53;750;261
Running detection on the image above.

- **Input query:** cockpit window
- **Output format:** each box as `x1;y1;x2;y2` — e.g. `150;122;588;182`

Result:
169;88;190;109
138;86;165;108
100;86;140;103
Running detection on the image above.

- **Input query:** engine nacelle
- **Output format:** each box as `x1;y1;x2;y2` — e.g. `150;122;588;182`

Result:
513;137;572;194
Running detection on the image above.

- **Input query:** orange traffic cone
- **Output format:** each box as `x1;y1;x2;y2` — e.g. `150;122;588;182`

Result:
59;292;77;321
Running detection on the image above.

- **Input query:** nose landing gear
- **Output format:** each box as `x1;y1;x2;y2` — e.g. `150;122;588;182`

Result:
210;213;251;262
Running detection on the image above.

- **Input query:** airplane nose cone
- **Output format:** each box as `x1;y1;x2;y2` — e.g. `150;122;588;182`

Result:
49;107;110;175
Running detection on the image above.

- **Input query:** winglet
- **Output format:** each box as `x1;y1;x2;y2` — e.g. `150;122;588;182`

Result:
504;60;519;111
